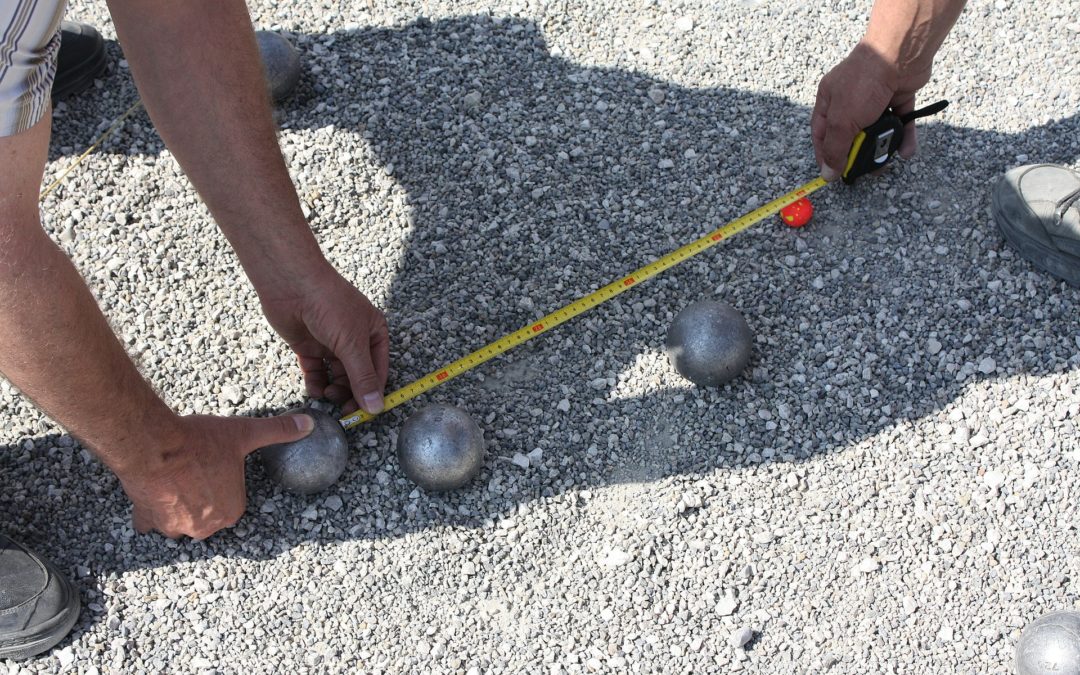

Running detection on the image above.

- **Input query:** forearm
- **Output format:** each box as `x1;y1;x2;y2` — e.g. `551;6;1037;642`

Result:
0;116;182;478
105;0;327;297
0;221;183;477
861;0;966;74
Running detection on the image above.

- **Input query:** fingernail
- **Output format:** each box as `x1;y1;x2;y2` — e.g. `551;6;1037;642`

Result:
293;414;315;434
362;392;384;414
820;164;840;182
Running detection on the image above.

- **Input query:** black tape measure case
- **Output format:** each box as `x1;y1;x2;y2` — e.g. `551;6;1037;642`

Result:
842;100;949;184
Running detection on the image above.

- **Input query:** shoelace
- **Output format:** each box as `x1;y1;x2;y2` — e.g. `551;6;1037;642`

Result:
1056;184;1080;225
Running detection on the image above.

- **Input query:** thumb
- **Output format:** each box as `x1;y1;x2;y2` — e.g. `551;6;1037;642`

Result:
341;342;386;415
242;413;316;457
890;95;919;160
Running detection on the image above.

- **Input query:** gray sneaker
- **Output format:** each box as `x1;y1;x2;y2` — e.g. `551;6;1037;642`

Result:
992;164;1080;287
0;535;81;661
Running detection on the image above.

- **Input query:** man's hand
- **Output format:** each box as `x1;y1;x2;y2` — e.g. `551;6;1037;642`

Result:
259;262;390;415
106;1;392;415
119;413;315;540
812;43;930;182
811;0;966;181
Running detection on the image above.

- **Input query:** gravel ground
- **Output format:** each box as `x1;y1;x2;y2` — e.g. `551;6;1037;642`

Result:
3;0;1079;673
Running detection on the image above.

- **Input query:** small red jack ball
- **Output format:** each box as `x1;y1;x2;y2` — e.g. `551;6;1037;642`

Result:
780;197;813;228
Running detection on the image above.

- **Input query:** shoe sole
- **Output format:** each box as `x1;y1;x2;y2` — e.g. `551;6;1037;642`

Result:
992;170;1080;288
0;579;80;661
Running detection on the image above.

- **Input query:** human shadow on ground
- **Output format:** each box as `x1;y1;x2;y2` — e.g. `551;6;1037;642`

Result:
4;15;1079;645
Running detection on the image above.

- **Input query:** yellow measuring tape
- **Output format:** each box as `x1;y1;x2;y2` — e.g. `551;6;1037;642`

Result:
340;176;828;429
40;99;827;431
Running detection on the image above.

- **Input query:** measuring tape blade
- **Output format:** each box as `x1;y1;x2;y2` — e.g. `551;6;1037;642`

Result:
41;96;932;432
340;176;828;429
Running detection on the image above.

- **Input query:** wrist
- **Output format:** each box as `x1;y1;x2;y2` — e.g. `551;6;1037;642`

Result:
843;41;903;105
851;39;902;88
229;210;332;297
101;408;188;484
860;0;964;78
249;247;337;303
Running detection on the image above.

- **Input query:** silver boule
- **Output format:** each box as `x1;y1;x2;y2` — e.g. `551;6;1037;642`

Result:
1016;611;1080;675
665;300;753;387
260;408;348;495
397;404;484;492
255;30;301;103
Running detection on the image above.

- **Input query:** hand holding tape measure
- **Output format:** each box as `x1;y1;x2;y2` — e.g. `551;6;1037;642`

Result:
339;100;950;428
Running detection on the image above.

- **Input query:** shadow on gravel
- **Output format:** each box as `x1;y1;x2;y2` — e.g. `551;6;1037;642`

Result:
4;14;1079;637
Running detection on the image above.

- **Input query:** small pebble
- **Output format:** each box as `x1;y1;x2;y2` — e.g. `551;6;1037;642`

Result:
729;626;753;649
600;549;632;567
984;470;1006;489
716;591;738;617
463;90;482;107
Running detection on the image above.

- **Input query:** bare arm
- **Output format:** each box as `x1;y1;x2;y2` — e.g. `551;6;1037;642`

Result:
105;0;389;413
103;0;320;289
861;0;967;76
812;0;967;180
0;118;182;473
0;117;314;539
0;0;390;540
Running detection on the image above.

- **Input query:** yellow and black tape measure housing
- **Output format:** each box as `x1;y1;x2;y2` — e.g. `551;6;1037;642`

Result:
842;100;949;184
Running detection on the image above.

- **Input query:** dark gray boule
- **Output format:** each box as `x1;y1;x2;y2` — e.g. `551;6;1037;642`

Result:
1015;611;1080;675
255;30;301;103
665;300;753;387
397;404;484;492
260;408;348;494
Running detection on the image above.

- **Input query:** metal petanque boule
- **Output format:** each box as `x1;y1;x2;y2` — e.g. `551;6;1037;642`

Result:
255;30;301;103
1016;611;1080;675
259;408;349;495
397;404;485;492
665;300;753;387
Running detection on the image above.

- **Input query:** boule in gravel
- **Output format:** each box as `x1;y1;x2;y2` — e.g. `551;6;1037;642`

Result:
1015;611;1080;675
259;408;348;494
255;30;301;102
397;404;484;492
665;300;753;387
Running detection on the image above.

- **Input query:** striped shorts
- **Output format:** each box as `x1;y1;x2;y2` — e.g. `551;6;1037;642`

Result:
0;0;66;136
